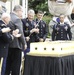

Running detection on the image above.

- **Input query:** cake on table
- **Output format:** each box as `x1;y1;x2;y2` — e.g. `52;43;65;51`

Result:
27;41;74;57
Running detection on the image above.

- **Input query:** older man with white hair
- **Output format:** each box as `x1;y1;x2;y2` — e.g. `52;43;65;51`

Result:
22;9;39;51
22;9;39;74
1;13;22;37
0;13;12;75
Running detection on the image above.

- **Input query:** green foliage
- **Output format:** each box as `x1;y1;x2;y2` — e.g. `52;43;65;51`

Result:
28;0;52;26
28;0;49;14
42;15;52;37
43;15;52;25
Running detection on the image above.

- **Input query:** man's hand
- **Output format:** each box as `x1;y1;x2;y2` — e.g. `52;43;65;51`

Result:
12;29;19;35
30;28;35;33
13;33;21;38
2;27;11;33
26;36;30;41
24;44;27;50
39;38;44;42
12;29;21;38
30;28;39;33
34;28;39;33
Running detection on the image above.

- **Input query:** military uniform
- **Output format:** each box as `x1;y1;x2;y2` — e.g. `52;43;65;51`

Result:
52;22;72;41
35;19;48;42
0;20;12;58
22;18;37;48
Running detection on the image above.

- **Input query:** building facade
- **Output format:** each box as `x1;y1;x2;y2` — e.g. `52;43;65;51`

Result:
0;0;28;18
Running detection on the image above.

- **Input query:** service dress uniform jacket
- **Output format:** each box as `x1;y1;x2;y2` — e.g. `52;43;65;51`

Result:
35;19;48;42
0;21;12;58
22;18;37;48
52;22;72;41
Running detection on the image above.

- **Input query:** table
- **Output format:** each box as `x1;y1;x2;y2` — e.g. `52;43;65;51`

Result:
24;41;74;75
24;55;74;75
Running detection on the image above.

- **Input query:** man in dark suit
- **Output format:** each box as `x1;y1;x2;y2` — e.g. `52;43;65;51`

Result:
5;5;27;75
0;19;12;75
52;15;72;41
0;20;12;58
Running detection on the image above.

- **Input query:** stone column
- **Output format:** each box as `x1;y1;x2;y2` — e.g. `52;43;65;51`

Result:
22;0;28;18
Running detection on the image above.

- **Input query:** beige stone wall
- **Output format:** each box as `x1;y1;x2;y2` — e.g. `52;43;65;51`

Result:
6;0;20;13
5;0;28;18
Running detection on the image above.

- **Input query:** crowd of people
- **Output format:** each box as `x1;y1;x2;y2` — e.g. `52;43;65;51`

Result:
0;4;48;75
0;0;74;75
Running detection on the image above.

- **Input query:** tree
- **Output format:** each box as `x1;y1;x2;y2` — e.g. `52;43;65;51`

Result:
28;0;49;15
